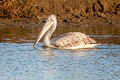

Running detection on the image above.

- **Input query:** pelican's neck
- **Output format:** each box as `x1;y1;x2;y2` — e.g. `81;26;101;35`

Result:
43;21;57;47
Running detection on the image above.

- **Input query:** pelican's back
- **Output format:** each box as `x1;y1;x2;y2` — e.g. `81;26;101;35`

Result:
51;32;97;49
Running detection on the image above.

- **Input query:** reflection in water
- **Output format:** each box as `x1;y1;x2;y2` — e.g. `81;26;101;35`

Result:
0;23;120;44
36;47;55;57
36;47;89;57
0;23;120;80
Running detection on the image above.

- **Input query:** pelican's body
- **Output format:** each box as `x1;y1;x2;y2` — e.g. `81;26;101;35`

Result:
33;14;98;49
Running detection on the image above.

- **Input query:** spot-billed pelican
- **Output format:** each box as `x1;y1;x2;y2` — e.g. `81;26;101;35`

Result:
33;14;98;49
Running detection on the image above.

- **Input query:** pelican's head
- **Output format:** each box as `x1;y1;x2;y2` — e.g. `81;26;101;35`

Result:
33;14;57;48
45;14;57;23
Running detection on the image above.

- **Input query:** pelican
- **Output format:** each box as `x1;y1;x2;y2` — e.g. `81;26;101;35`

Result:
33;14;98;49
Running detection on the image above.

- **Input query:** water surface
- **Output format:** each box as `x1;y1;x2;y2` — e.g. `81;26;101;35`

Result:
0;23;120;80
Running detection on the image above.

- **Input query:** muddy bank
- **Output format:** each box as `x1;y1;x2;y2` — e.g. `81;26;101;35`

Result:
0;0;120;24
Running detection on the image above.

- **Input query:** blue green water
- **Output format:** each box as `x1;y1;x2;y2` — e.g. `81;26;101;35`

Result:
0;43;120;80
0;23;120;80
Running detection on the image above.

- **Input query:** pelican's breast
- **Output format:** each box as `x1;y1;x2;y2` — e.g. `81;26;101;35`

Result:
51;32;97;49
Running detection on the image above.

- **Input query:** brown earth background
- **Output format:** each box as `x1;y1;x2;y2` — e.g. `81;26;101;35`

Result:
0;0;120;24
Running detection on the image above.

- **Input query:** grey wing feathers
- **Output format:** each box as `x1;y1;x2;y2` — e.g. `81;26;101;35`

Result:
51;32;97;47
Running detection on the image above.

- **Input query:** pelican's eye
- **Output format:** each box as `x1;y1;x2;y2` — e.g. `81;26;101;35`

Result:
47;19;50;22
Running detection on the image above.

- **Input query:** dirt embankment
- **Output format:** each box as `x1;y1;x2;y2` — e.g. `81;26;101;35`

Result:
0;0;120;24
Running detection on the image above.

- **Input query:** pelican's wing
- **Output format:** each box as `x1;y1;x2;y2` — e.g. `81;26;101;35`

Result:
51;32;97;48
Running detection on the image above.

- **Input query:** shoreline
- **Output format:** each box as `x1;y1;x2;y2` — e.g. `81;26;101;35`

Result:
0;18;120;28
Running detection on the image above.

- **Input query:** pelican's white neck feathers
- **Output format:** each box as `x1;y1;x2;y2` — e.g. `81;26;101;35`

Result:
43;16;57;47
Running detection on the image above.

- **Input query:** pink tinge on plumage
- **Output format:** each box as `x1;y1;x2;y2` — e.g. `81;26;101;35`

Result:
52;32;97;48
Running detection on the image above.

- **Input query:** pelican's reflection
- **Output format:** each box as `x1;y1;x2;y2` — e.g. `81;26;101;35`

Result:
34;47;56;57
34;46;98;57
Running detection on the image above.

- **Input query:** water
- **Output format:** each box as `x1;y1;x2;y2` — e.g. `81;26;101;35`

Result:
0;23;120;80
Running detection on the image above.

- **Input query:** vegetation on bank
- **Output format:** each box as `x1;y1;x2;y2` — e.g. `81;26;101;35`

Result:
0;0;120;23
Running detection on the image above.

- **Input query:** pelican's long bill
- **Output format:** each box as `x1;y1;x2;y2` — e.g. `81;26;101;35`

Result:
33;20;53;48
